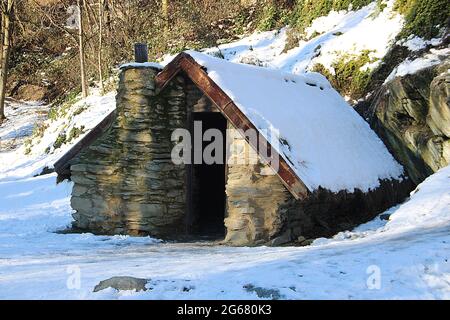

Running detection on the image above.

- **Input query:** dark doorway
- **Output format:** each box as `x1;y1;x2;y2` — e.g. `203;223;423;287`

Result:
189;112;227;239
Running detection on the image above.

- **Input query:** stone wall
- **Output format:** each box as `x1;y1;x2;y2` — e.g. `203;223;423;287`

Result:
70;66;188;237
280;178;413;244
224;123;291;245
224;123;414;246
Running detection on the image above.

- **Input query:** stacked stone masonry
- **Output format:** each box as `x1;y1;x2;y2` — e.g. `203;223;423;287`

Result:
69;65;414;245
71;66;187;237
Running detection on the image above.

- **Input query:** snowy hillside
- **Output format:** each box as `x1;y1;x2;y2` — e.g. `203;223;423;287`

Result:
197;0;404;75
0;90;115;182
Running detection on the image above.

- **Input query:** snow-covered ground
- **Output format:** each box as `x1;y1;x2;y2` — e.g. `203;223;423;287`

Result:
0;99;48;152
0;165;448;299
0;93;449;300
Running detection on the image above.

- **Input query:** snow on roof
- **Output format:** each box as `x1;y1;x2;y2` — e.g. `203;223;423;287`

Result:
187;50;404;192
119;62;163;70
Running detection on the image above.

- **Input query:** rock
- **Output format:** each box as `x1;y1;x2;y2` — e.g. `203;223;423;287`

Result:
239;55;264;67
297;235;306;243
269;230;292;246
429;67;450;137
93;276;148;292
243;284;283;300
224;216;247;231
371;61;450;184
224;229;250;246
380;213;391;221
299;239;314;246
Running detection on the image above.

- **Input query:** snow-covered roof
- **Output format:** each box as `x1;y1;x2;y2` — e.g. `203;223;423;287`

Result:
184;51;404;193
119;62;163;70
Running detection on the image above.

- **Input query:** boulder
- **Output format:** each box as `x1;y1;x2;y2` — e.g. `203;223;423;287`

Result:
371;61;450;184
93;276;148;292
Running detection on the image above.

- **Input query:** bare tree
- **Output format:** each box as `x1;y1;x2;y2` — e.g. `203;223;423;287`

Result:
98;0;104;94
162;0;169;33
0;0;14;124
78;0;88;98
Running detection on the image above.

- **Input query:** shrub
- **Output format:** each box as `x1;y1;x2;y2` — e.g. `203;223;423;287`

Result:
67;126;85;143
312;50;377;100
53;132;67;150
395;0;450;39
256;1;293;31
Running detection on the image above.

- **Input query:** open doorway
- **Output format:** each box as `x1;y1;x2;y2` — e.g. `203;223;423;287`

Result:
189;112;227;239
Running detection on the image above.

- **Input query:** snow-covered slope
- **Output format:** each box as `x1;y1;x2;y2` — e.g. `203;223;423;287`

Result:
0;164;448;299
188;51;403;192
0;99;48;152
0;89;115;182
177;1;404;79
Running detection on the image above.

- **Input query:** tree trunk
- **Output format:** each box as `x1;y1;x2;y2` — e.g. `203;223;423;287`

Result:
98;0;104;94
162;0;169;33
78;0;88;98
0;0;14;124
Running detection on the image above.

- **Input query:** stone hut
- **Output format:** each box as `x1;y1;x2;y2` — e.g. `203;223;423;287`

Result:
55;51;413;246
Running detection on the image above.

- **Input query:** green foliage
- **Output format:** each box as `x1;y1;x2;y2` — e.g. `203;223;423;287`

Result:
395;0;450;39
313;50;377;100
256;4;292;31
53;125;86;150
31;123;49;140
73;105;88;117
67;126;85;143
376;0;388;12
53;132;67;150
257;5;278;31
369;0;388;18
24;138;32;155
48;90;80;121
394;0;414;14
